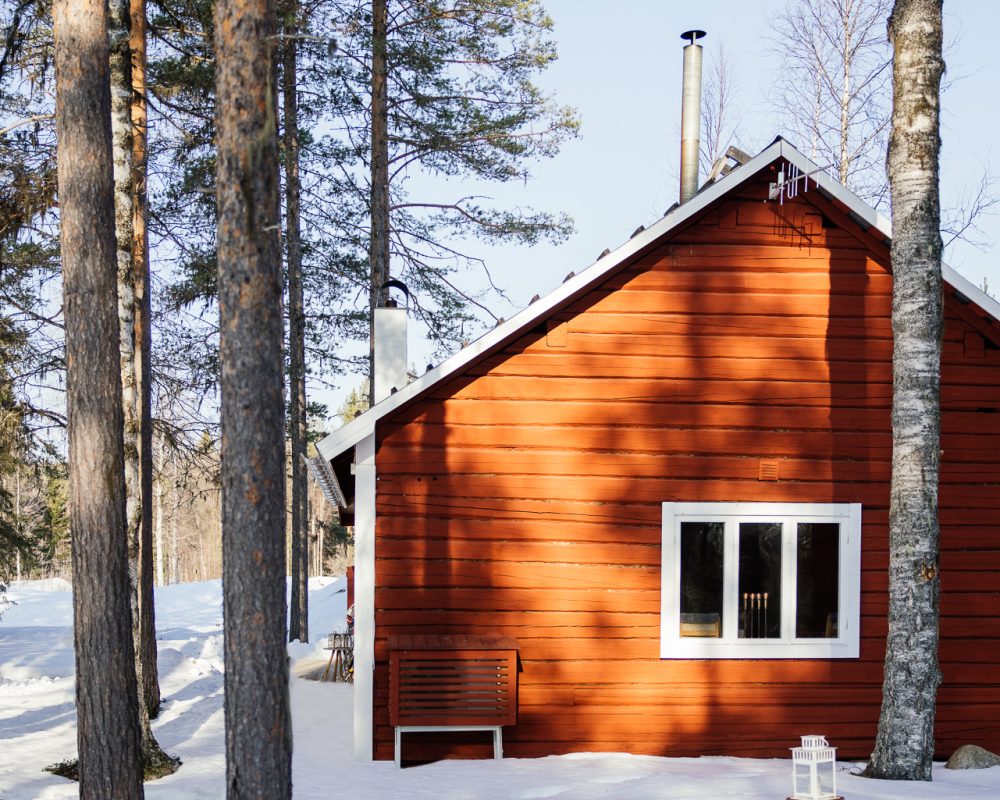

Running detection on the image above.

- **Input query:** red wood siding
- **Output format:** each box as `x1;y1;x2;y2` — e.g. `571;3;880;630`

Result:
371;176;1000;762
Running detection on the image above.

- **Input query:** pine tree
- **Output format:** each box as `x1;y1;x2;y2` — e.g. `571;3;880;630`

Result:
344;0;579;398
283;0;309;644
214;0;292;793
52;0;144;793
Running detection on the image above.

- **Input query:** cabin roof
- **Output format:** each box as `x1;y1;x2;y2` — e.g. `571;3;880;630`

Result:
317;137;1000;465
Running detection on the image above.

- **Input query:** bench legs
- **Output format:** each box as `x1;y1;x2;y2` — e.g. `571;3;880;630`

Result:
394;725;503;768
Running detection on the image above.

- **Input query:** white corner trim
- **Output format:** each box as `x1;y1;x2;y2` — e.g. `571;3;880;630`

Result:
353;433;376;760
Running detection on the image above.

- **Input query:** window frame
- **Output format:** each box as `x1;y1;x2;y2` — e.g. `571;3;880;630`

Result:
660;502;861;659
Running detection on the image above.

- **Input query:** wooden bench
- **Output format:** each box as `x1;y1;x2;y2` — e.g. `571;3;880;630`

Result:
389;634;518;767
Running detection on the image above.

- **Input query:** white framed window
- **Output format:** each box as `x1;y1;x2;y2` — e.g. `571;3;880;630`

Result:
661;502;861;659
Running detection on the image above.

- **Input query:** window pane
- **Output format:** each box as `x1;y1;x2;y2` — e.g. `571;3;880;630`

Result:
738;522;782;638
796;522;840;638
680;522;724;638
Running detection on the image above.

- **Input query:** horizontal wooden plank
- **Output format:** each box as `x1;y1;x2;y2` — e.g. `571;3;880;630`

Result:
378;432;900;464
378;559;659;591
572;288;892;318
375;587;661;613
440;374;1000;408
606;267;893;294
376;537;661;566
557;311;893;339
376;609;662;630
476;352;895;385
376;475;911;508
528;331;900;361
375;496;663;529
393;398;995;435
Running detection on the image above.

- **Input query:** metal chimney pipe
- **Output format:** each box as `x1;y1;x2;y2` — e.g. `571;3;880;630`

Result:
679;29;706;204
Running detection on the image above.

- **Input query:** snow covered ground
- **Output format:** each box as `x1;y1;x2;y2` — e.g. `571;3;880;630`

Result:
2;577;999;799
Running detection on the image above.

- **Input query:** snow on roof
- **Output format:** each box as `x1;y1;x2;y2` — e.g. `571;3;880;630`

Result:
317;138;1000;464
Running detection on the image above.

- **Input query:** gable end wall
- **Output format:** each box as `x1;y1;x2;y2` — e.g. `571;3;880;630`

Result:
370;176;1000;761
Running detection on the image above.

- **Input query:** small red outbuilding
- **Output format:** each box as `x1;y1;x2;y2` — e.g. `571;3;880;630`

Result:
318;139;1000;764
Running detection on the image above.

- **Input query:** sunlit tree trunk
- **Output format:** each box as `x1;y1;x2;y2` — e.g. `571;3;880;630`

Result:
367;0;389;406
130;0;159;718
283;0;308;643
864;0;944;781
110;0;174;771
53;0;144;793
214;0;292;792
154;456;164;586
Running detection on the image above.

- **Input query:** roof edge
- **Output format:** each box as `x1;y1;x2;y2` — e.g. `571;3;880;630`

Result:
316;139;788;462
317;139;1000;463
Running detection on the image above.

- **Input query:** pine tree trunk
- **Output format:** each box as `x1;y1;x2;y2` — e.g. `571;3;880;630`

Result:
130;0;159;719
214;0;292;793
52;0;144;794
283;1;308;644
864;0;944;781
368;0;389;406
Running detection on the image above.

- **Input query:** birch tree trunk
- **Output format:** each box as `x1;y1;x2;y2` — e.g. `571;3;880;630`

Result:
154;457;164;587
170;455;179;585
52;0;144;793
214;0;292;792
367;0;389;406
283;1;308;643
864;0;944;781
110;0;175;773
130;0;159;718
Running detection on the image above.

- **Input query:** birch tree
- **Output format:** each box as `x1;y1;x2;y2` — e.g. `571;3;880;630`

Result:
52;0;144;793
699;44;742;177
770;0;893;205
214;0;292;793
864;0;944;781
110;0;175;771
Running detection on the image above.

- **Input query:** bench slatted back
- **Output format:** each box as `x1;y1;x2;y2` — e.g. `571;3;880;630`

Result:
390;645;518;727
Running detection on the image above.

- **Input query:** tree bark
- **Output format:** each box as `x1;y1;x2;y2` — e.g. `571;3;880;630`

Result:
864;0;944;781
154;452;164;587
110;0;174;772
130;0;159;719
283;0;308;644
368;0;389;406
52;0;144;795
170;454;179;585
214;0;292;793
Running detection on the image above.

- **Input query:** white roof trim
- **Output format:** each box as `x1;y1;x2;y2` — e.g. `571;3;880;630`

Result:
302;453;347;508
317;139;1000;463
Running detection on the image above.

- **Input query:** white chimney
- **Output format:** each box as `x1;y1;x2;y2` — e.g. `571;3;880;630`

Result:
374;280;408;404
679;29;706;204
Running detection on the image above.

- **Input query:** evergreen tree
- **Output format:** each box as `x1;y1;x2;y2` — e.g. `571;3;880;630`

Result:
214;0;292;792
339;0;579;399
52;0;144;792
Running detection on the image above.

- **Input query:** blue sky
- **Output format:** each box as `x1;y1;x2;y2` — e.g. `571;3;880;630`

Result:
323;0;999;416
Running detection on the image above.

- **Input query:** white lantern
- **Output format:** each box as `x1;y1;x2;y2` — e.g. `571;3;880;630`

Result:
788;735;842;800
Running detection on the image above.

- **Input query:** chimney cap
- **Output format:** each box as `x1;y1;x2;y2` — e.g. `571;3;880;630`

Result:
681;30;706;44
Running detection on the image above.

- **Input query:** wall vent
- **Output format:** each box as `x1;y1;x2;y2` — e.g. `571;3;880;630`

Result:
758;459;779;481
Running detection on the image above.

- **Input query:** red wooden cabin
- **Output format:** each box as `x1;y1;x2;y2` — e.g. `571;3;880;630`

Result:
317;139;1000;764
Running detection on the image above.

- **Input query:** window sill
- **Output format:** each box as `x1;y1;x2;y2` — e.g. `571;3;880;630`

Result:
660;639;859;660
